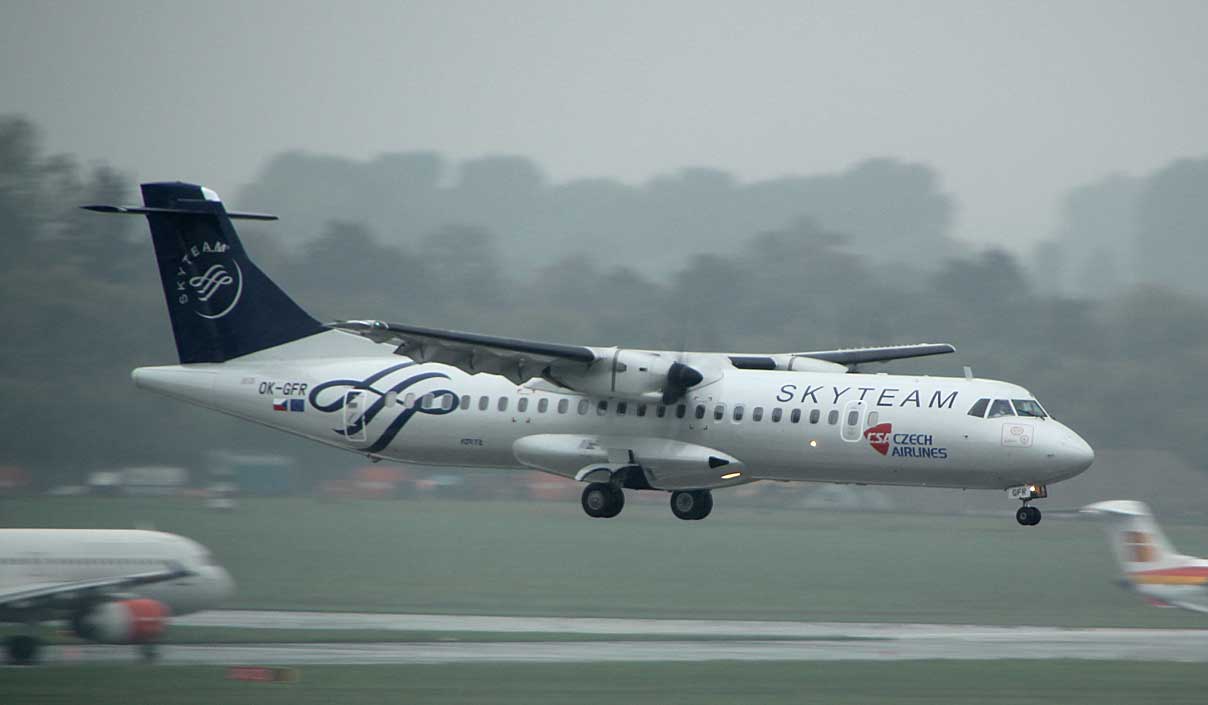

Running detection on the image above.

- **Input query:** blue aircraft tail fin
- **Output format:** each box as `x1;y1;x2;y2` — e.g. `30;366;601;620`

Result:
85;181;324;363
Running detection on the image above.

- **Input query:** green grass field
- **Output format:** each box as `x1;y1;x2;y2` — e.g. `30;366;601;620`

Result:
3;496;1208;628
1;661;1204;705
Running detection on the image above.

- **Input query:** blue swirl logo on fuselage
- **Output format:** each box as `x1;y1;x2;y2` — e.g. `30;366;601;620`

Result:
308;362;459;453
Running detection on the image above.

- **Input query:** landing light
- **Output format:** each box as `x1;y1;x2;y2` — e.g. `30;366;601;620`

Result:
721;471;742;480
809;440;818;447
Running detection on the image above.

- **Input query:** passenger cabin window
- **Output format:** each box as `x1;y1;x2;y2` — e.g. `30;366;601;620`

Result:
498;397;509;412
790;409;801;424
713;404;726;421
558;399;569;414
578;399;590;415
460;395;470;410
442;395;454;410
866;411;878;427
637;404;648;417
694;405;706;420
657;405;667;418
517;398;529;413
968;398;990;418
478;396;489;411
1012;399;1047;418
404;392;416;408
752;407;764;422
617;402;628;416
733;405;744;422
676;405;687;419
987;399;1014;418
827;410;839;425
809;409;820;424
597;400;609;416
771;408;782;423
538;398;549;413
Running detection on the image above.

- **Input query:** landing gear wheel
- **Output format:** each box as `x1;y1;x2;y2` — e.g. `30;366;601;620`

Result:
5;635;41;665
1016;505;1042;526
139;642;160;663
670;490;713;520
581;482;624;518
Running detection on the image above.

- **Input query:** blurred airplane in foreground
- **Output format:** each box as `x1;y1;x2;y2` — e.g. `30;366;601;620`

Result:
0;529;234;665
1082;500;1208;614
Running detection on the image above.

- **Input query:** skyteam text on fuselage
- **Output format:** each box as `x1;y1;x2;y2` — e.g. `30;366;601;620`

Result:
85;182;1095;524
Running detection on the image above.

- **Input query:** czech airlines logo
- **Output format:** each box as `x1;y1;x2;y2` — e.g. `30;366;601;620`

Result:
175;241;242;320
865;423;893;455
864;423;949;459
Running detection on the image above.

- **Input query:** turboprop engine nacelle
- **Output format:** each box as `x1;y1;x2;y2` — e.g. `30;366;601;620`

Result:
71;598;170;644
548;350;710;404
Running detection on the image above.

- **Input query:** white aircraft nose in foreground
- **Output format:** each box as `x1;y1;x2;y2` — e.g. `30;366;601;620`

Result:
86;182;1094;524
0;529;234;665
1083;501;1208;614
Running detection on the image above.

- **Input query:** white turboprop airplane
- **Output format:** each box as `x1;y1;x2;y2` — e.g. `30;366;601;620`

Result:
1082;501;1208;614
0;529;234;664
85;182;1094;525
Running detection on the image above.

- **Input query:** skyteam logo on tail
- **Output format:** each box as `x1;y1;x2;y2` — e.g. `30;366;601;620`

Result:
175;241;243;320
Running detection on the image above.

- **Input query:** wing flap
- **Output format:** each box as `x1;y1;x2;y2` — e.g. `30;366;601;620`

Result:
332;320;598;384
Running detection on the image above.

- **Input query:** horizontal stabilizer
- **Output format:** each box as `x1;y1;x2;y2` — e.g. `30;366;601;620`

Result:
81;204;278;221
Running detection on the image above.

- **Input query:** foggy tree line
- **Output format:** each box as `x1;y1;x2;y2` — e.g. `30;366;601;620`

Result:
3;113;1208;486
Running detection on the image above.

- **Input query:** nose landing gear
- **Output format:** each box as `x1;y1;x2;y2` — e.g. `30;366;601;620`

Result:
1008;483;1047;526
1015;505;1042;526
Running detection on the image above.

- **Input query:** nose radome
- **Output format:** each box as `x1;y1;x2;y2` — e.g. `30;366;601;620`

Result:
1061;428;1095;476
211;566;236;603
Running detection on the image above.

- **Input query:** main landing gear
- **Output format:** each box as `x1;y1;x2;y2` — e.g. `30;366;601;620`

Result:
670;490;713;521
1009;483;1047;526
581;482;625;518
579;482;715;521
5;634;41;665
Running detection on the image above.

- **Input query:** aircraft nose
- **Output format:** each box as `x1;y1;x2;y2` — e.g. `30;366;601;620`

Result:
210;566;236;603
1056;426;1095;477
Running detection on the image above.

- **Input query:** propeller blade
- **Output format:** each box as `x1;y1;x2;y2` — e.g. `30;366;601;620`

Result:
662;361;704;404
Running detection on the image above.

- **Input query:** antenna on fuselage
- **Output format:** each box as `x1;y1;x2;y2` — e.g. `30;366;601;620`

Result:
963;366;974;380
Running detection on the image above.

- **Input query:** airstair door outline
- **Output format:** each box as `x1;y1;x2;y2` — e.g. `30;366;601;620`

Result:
343;389;368;442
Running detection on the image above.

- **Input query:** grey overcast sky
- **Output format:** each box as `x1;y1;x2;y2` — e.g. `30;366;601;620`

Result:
3;0;1206;248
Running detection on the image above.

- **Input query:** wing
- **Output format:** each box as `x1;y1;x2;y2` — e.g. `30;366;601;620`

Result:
795;343;956;366
330;320;599;385
0;564;192;615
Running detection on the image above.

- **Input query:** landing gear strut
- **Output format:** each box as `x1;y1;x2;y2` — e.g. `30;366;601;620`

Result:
581;482;625;518
5;634;41;665
670;490;713;521
139;642;161;663
1009;483;1047;526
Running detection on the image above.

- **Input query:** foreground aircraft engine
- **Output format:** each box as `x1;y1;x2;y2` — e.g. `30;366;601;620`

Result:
71;598;170;645
549;350;705;404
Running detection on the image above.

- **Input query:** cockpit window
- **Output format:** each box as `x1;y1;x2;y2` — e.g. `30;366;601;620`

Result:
1012;399;1047;418
987;399;1015;418
968;398;990;418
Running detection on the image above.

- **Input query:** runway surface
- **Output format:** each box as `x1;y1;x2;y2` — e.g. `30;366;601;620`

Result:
37;611;1208;664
